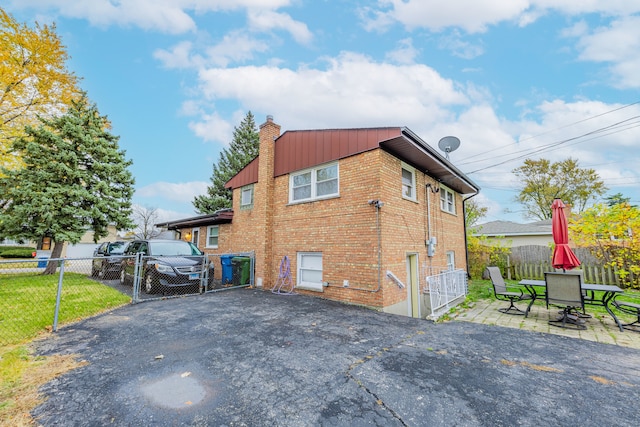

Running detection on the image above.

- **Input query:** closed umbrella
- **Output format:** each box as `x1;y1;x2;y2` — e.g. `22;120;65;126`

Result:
551;198;581;270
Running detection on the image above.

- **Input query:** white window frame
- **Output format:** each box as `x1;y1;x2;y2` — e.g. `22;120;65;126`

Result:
206;225;219;249
240;184;254;209
440;186;456;214
296;252;323;292
191;228;199;245
289;162;339;203
401;163;417;201
446;251;455;271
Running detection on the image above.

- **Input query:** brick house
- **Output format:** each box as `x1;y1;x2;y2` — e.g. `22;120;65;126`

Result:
160;116;479;318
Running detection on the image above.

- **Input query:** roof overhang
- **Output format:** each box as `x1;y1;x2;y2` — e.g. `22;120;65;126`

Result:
379;128;479;195
155;209;234;230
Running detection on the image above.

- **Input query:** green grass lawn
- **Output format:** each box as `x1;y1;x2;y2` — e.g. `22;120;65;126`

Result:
0;272;131;347
0;272;131;424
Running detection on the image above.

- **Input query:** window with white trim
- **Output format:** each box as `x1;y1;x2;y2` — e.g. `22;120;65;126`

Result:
401;164;416;201
206;225;219;248
440;186;456;214
446;251;455;271
296;252;323;291
240;184;254;209
191;228;199;245
290;163;338;203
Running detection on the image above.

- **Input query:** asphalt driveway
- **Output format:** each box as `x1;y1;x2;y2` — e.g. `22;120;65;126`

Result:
32;289;640;426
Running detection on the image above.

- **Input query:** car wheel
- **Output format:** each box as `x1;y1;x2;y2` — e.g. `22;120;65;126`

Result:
144;273;156;294
120;269;127;285
101;264;112;280
91;264;99;277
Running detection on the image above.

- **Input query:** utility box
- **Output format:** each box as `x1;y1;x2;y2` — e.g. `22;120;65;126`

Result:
220;255;234;284
232;257;251;285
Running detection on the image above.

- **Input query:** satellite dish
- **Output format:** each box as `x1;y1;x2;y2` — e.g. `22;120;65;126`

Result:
438;136;460;160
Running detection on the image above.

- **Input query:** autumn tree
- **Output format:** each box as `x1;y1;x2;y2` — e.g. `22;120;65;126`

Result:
193;111;259;214
464;198;488;229
0;95;134;274
0;8;80;170
512;158;607;220
570;203;640;289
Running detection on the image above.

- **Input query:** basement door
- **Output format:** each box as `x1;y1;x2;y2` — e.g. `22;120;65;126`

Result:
406;253;420;318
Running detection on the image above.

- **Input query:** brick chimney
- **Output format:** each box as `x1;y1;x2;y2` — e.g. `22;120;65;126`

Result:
254;115;281;289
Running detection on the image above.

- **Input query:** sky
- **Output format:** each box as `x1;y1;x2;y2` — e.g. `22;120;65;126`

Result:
6;0;640;225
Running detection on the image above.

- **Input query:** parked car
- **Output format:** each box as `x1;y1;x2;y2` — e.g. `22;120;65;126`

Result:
119;239;213;294
92;241;128;279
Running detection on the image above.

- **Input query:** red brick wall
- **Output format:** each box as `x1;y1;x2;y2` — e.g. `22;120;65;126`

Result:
194;120;469;312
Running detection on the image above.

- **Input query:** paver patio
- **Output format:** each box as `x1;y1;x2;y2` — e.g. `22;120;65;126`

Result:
456;297;640;349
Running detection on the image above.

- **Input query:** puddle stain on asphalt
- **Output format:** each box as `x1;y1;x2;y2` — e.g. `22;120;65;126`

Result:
140;373;207;408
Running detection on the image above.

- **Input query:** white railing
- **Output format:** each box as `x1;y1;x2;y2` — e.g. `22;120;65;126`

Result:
424;269;467;320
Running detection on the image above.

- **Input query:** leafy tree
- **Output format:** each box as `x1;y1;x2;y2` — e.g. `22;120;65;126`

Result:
605;192;635;207
512;158;607;220
0;7;80;170
193;111;259;214
131;205;162;239
464;198;488;229
0;95;134;274
570;203;640;289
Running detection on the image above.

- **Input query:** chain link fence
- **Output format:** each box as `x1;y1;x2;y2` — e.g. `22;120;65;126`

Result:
0;251;254;346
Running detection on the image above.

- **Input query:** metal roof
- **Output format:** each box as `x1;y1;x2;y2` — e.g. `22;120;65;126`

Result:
473;220;552;237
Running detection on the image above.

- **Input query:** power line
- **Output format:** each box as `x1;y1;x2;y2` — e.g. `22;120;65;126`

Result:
458;100;640;164
464;115;640;174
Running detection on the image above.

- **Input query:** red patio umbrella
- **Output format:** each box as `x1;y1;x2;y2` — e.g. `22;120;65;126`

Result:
551;198;581;270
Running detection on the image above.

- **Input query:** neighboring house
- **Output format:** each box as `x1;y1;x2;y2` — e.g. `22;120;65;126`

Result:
1;225;121;258
473;220;553;247
158;117;479;318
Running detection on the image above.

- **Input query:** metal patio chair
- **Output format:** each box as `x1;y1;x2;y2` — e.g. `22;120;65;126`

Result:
612;294;640;332
545;272;586;330
486;267;532;315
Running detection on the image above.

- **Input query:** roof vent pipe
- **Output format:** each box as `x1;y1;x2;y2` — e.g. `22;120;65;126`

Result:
266;115;273;122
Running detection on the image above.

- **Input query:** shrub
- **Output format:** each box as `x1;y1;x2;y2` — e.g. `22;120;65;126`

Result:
0;247;37;258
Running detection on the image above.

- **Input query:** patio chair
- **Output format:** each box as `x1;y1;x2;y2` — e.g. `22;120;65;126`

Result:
545;272;586;330
486;267;532;315
612;294;640;332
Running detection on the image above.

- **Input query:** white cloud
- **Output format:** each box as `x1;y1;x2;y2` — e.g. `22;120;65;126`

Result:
247;9;313;45
9;0;295;33
188;111;234;143
195;51;469;130
204;31;271;67
361;0;640;34
385;38;419;65
437;31;484;59
571;15;640;89
137;181;209;204
362;0;530;33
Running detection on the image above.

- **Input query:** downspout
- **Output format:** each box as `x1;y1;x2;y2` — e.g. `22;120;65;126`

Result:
462;192;479;279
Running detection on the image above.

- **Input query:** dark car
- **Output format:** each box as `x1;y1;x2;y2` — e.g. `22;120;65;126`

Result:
92;241;128;279
119;239;213;294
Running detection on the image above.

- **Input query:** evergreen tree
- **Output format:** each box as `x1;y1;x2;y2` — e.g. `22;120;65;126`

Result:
0;94;134;274
193;111;259;214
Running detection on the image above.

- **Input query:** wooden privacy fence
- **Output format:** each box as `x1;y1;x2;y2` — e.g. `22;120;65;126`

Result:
506;262;619;285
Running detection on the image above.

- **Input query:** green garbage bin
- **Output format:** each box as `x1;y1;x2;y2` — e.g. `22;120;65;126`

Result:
231;257;251;285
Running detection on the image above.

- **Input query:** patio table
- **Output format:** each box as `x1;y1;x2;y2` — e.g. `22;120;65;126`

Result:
519;279;624;331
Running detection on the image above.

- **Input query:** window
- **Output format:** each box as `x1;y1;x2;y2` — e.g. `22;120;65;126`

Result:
296;252;323;291
240;185;254;209
191;228;199;245
290;163;338;203
446;251;455;271
440;186;456;214
401;164;416;201
206;226;219;248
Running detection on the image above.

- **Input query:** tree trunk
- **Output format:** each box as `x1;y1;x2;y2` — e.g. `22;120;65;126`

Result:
43;240;65;275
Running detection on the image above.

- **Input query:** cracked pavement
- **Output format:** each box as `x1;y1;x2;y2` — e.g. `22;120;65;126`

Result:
32;289;640;426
